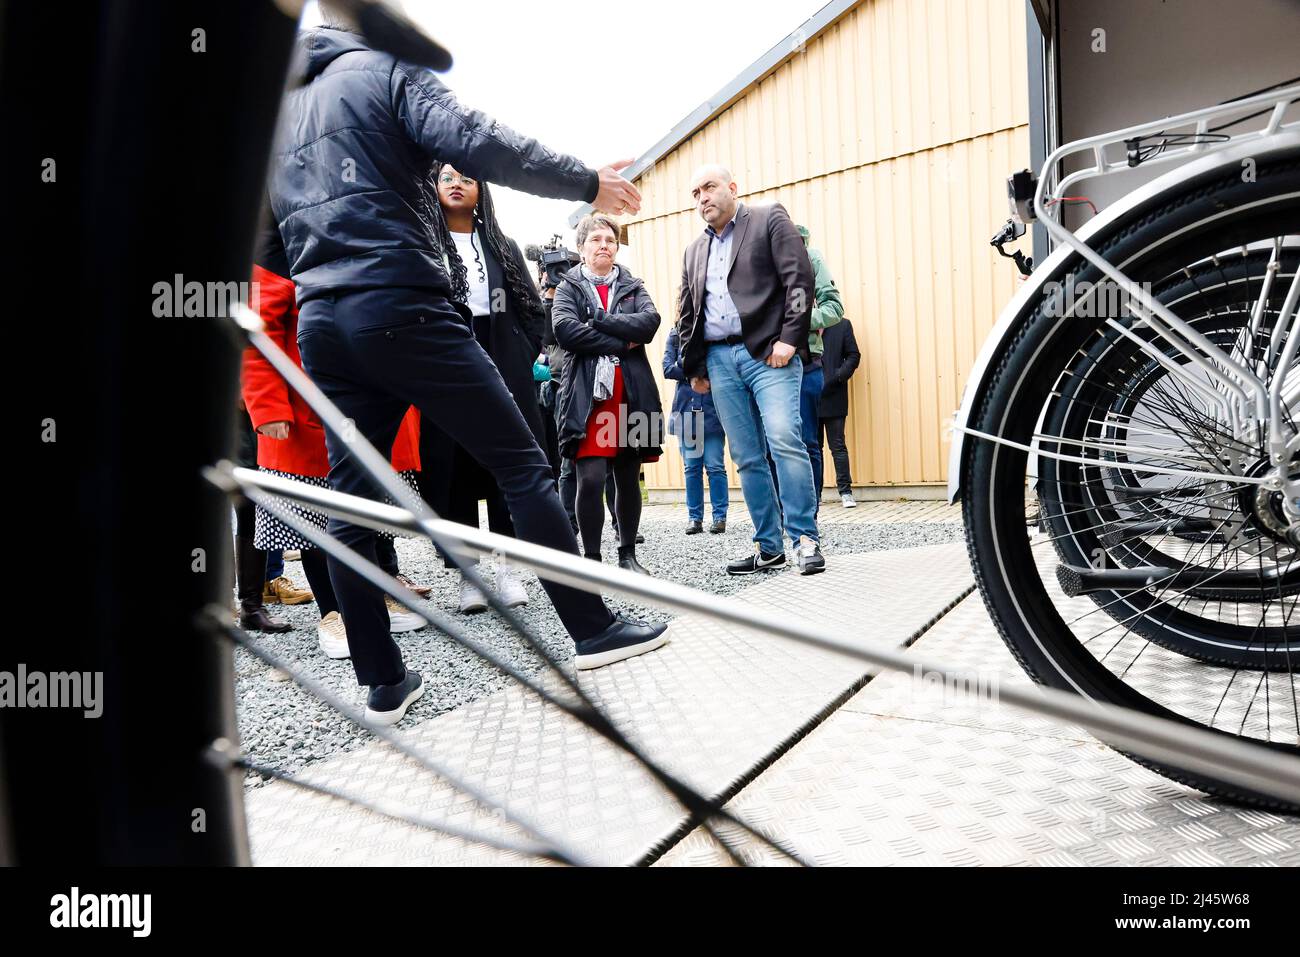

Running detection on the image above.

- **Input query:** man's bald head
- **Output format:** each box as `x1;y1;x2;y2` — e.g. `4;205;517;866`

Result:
691;164;733;185
689;164;739;230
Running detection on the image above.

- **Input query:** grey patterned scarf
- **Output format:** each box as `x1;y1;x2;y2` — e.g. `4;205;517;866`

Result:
579;265;621;400
580;264;619;309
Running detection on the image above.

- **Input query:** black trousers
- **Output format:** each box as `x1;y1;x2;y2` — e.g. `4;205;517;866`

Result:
540;388;561;480
555;401;579;531
818;416;853;495
300;547;339;617
233;411;267;612
233;496;267;612
443;444;514;536
297;288;613;687
374;534;399;577
426;438;517;568
298;526;393;620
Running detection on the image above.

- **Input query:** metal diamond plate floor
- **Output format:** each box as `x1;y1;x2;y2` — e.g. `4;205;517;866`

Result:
656;589;1300;866
245;533;1299;867
245;542;974;866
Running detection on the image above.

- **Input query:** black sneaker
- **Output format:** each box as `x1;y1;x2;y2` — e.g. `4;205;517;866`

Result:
364;669;425;726
685;520;703;535
575;614;669;670
709;519;727;534
795;535;826;575
726;545;786;575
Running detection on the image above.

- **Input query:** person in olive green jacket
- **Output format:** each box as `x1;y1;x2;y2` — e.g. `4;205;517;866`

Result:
797;225;844;514
762;224;845;518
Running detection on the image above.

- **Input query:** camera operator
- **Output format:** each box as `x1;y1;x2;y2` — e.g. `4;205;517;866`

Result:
269;24;668;723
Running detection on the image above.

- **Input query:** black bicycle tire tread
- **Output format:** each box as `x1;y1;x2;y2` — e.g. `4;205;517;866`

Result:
961;153;1300;810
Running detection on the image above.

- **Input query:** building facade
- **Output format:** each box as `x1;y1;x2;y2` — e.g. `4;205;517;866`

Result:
618;0;1030;499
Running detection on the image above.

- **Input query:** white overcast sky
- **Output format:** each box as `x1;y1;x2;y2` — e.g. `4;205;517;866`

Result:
303;0;830;269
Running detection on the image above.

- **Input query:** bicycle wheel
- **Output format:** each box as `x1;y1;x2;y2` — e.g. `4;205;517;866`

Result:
963;152;1300;809
1040;251;1299;665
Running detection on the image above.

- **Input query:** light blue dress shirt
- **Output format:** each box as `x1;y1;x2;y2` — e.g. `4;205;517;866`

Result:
702;201;744;341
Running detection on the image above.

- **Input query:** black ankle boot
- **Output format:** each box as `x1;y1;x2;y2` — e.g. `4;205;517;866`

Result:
240;604;291;633
584;552;602;562
617;544;649;575
235;531;290;632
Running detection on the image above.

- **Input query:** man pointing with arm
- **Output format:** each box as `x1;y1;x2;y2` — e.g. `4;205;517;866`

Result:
269;24;666;724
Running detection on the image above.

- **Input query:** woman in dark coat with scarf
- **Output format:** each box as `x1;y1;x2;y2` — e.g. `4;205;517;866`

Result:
552;214;663;573
418;162;549;613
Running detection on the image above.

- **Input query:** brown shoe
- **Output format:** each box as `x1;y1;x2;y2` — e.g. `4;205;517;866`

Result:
395;573;432;599
263;576;314;606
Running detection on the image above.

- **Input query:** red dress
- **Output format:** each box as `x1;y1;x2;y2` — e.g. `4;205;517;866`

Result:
574;284;624;460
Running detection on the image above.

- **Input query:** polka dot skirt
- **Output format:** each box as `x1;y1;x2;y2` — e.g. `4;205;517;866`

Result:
253;467;421;551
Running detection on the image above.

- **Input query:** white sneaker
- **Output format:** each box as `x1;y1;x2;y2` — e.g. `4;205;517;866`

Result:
317;611;350;659
496;563;529;608
795;535;826;575
386;595;427;633
458;579;488;614
841;493;857;508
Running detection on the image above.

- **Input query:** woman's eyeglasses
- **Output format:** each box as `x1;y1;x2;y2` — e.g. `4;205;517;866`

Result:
438;173;477;187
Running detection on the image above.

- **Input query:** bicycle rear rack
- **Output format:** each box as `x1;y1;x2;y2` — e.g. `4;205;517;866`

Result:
1038;85;1300;219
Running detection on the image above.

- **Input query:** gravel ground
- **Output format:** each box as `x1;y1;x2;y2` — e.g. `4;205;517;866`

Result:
235;502;963;786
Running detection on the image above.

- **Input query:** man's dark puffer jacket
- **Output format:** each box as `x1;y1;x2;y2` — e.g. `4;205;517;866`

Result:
269;27;600;303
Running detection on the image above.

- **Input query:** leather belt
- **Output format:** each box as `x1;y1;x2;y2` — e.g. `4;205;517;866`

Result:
704;335;744;346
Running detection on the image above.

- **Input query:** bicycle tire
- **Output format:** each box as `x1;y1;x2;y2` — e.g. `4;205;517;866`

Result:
963;152;1300;809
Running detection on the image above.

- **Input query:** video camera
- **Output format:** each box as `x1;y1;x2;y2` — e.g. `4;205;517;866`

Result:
525;234;580;290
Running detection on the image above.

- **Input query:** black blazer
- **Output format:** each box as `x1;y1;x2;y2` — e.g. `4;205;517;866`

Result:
676;202;814;380
817;319;861;419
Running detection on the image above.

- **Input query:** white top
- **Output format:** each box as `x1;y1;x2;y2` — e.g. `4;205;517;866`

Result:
450;229;492;317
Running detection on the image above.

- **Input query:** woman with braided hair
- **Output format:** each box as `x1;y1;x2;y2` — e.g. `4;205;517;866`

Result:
418;162;550;613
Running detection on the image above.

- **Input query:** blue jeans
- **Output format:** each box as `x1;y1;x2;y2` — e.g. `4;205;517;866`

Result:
706;343;818;554
680;426;728;523
765;362;825;521
264;548;284;581
801;365;824;516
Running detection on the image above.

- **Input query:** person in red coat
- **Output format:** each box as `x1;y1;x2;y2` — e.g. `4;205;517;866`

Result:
241;217;430;659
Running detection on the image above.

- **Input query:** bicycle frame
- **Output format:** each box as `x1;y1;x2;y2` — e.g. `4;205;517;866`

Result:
949;88;1300;521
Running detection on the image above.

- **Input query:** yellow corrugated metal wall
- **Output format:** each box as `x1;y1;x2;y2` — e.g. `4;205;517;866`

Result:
626;0;1030;493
